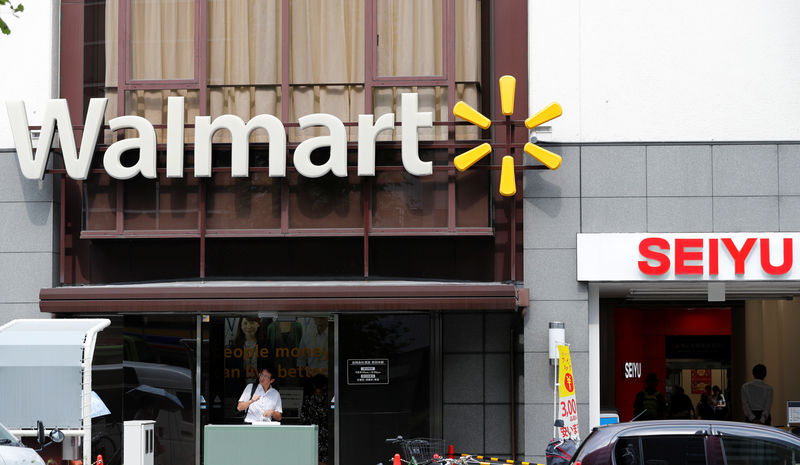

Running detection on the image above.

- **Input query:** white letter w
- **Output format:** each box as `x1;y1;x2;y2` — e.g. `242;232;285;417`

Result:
6;98;107;180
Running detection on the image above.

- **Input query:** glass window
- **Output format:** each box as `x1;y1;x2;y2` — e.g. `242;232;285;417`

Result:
206;173;281;231
339;314;431;465
372;171;448;229
130;0;196;81
85;174;117;231
89;315;197;465
289;0;364;141
122;175;199;231
642;436;706;465
205;315;334;461
721;436;800;465
207;0;282;124
288;172;363;229
376;0;443;77
84;0;489;238
615;436;707;465
615;437;641;465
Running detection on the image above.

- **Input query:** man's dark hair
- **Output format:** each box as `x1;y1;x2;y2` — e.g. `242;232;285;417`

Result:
258;361;277;378
752;364;767;380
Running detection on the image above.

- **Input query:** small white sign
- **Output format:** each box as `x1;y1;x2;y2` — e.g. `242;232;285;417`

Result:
788;401;800;424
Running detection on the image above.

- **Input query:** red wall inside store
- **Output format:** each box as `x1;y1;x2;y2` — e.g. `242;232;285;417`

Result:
614;307;731;421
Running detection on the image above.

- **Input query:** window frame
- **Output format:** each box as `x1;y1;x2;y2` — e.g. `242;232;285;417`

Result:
119;0;207;97
87;0;488;240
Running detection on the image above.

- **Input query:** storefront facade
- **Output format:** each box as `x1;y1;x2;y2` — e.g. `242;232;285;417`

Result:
524;2;800;462
6;2;800;465
2;1;533;465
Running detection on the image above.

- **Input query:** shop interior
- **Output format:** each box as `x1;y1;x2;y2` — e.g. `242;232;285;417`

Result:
600;290;800;427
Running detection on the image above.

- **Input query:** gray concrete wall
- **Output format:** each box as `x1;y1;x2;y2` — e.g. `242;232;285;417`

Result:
522;142;800;463
0;151;56;326
442;312;524;459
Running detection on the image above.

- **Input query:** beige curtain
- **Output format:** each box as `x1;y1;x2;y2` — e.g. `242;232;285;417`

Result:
456;0;480;140
289;0;364;141
131;0;195;80
104;0;480;144
373;0;480;141
208;0;281;142
376;0;442;77
105;0;198;143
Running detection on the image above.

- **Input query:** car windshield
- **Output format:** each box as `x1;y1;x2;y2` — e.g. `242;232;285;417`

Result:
0;423;19;444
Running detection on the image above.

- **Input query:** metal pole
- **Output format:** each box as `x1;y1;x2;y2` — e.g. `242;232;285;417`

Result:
553;358;559;439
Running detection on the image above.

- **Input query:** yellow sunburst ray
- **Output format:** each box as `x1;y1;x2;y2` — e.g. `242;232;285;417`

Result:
453;101;491;129
455;143;492;172
525;102;562;129
524;142;562;170
499;156;516;196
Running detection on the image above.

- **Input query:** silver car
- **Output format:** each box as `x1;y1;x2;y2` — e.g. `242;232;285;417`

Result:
570;420;800;465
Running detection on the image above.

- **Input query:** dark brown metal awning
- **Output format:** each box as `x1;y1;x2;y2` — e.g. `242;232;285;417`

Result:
40;281;524;313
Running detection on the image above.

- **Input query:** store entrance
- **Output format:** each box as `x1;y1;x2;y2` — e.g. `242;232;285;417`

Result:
609;306;732;422
665;335;731;420
204;313;434;465
204;314;335;462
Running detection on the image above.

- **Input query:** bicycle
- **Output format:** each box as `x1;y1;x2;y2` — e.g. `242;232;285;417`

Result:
382;436;448;465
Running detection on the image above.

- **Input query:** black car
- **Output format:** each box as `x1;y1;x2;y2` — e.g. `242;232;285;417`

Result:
570;420;800;465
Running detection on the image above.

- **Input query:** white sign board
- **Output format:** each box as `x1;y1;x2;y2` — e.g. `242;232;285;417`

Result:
577;233;800;281
788;401;800;425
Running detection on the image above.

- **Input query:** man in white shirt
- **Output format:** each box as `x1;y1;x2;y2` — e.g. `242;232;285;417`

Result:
741;363;773;425
237;365;283;423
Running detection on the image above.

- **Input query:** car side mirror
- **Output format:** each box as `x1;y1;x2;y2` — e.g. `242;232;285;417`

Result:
50;428;64;444
36;421;45;445
35;421;64;451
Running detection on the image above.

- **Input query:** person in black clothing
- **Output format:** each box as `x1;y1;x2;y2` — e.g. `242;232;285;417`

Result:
667;385;695;419
633;373;666;420
697;385;715;420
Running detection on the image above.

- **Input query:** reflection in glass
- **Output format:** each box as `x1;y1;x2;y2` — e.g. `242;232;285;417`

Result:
289;173;363;229
123;175;199;231
455;168;490;227
373;170;448;228
339;314;431;464
91;317;124;465
207;173;281;230
123;316;197;465
85;174;117;231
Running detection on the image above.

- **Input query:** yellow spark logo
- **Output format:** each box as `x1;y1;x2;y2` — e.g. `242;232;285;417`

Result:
452;75;563;197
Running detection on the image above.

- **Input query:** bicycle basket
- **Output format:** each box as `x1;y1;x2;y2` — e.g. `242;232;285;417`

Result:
399;438;446;463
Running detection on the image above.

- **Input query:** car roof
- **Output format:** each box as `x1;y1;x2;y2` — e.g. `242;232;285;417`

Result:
593;420;800;442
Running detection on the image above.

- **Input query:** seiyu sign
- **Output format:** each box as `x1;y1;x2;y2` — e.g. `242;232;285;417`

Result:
577;233;800;281
6;93;434;180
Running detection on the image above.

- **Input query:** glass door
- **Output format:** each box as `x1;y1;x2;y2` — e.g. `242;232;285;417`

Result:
337;314;433;465
202;314;334;462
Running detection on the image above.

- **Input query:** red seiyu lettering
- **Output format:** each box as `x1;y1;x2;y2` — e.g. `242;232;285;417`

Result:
721;238;756;275
709;238;719;275
638;238;670;275
760;238;793;275
675;238;704;275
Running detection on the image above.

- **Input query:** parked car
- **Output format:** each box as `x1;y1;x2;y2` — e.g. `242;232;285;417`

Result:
0;421;63;465
570;420;800;465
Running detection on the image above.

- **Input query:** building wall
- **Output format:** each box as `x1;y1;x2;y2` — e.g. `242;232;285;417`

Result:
522;142;800;462
528;0;800;143
0;0;59;148
0;0;58;325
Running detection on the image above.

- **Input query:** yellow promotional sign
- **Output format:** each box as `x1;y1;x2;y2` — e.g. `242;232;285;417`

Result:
557;344;579;439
